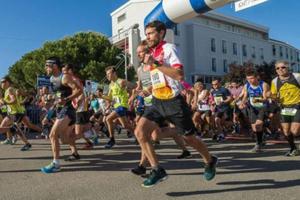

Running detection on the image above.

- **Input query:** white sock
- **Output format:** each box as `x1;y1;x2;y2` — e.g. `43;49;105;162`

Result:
53;159;60;166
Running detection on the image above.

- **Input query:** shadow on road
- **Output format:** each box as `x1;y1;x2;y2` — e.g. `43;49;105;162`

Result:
166;179;300;197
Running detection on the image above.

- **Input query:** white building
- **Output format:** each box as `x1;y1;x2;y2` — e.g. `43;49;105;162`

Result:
110;0;300;83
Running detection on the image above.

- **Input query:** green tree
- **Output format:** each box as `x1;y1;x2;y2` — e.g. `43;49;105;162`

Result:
7;32;124;90
224;61;276;84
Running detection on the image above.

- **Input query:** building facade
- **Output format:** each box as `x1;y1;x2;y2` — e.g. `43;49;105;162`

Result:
110;0;300;83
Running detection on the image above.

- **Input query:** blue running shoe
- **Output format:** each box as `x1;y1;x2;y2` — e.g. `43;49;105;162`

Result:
142;168;168;188
204;155;218;181
41;162;61;174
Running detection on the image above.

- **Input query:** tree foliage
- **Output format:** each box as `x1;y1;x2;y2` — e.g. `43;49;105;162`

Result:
7;32;126;90
224;61;276;84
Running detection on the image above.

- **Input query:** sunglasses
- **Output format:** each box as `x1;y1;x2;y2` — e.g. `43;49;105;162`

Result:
276;66;287;70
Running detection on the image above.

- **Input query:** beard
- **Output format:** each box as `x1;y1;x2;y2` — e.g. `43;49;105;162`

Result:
148;39;159;48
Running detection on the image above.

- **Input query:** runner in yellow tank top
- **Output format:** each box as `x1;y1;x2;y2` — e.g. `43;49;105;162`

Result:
98;66;134;149
0;77;32;151
271;60;300;157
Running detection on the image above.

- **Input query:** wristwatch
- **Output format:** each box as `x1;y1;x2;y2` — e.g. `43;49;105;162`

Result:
152;60;161;68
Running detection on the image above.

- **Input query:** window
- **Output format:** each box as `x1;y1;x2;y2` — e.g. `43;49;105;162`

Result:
211;38;216;52
280;46;283;57
212;58;217;72
117;13;126;23
242;44;247;57
233;42;237;55
272;45;276;56
297;52;300;62
286;47;289;59
260;48;264;59
223;59;228;73
118;28;124;34
290;49;293;60
222;40;227;54
252;46;256;58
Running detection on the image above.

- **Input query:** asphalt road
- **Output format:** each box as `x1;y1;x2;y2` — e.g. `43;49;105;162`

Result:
0;136;299;200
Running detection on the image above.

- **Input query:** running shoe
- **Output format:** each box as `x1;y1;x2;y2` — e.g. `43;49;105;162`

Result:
130;165;146;176
41;162;61;174
64;153;81;161
250;144;263;153
1;139;12;145
20;143;32;151
142;168;168;188
11;136;18;144
285;149;300;157
104;138;115;149
203;155;218;181
177;150;192;159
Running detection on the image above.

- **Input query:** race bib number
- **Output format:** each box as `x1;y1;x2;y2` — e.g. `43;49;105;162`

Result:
281;108;297;116
250;97;264;108
214;96;223;106
198;104;210;111
113;97;121;104
150;69;167;90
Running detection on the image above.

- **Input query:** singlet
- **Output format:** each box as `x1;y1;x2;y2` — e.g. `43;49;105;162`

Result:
16;95;26;114
197;90;210;111
137;64;153;106
246;81;265;108
271;73;300;106
149;41;183;100
4;87;24;115
108;79;129;109
50;73;72;106
71;75;88;112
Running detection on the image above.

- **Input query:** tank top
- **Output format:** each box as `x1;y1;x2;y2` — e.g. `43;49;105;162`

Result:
4;87;24;114
246;81;265;108
109;79;129;109
50;73;72;106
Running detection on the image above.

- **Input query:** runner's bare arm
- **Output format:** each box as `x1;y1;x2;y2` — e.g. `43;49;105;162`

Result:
143;53;184;81
62;74;83;101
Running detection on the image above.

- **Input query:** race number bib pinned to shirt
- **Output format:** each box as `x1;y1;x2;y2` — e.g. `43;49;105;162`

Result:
281;108;297;116
113;96;121;105
214;96;223;106
250;97;264;108
150;69;167;90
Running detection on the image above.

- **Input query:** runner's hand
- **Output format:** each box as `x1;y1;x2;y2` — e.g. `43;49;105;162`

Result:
143;53;155;65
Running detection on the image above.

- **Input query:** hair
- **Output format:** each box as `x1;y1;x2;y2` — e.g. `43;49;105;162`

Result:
212;77;221;83
97;88;103;93
145;20;167;38
245;70;257;77
138;40;150;52
275;60;289;67
63;63;75;72
1;76;12;84
105;66;116;73
46;56;61;67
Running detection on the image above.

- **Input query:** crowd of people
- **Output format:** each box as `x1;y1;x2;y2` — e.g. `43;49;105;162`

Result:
0;20;299;188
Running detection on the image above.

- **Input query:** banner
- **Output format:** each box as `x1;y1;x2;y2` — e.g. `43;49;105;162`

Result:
235;0;268;12
37;75;51;88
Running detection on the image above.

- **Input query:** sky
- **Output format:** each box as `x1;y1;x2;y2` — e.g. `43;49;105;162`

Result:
0;0;299;78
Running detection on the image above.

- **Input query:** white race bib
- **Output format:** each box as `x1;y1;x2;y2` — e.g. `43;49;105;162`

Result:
198;104;210;111
250;97;264;108
150;69;167;90
214;96;223;106
281;108;297;116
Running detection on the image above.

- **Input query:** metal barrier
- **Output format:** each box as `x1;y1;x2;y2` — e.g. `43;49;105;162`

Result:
26;105;41;125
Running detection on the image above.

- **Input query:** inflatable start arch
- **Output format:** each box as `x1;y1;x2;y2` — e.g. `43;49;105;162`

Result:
144;0;236;28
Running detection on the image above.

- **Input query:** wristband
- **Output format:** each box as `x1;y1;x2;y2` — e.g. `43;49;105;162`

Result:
152;60;161;69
